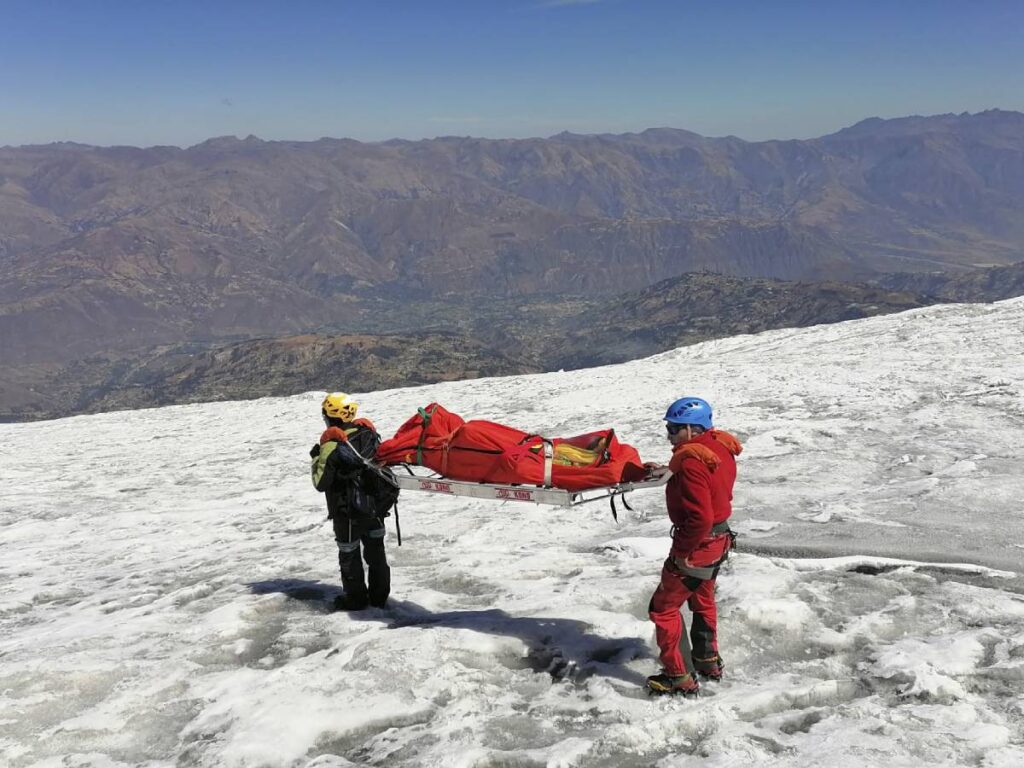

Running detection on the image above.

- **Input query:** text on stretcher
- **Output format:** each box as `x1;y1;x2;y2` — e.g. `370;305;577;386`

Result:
418;480;454;493
496;488;535;501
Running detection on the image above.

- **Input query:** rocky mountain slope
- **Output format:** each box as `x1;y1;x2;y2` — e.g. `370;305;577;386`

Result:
530;274;932;369
0;333;536;421
3;273;933;421
2;111;1023;369
878;260;1024;302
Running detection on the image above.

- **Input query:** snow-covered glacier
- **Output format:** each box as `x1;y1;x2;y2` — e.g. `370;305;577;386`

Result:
2;298;1023;767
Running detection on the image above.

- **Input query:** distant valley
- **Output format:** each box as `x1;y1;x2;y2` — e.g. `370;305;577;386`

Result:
2;271;939;420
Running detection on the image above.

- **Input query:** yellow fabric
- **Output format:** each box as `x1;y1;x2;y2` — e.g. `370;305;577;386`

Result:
552;442;601;467
527;440;606;467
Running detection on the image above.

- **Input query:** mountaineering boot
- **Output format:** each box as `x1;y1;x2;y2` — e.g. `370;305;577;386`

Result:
693;654;725;681
333;593;369;611
646;672;700;697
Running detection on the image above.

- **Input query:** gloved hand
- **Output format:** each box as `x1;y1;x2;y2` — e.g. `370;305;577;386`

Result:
309;443;321;458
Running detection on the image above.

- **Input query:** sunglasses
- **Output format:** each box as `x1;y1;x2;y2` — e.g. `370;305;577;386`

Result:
666;422;690;436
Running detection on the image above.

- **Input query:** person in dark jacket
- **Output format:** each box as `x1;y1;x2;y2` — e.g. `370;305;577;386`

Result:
646;396;742;696
310;392;391;610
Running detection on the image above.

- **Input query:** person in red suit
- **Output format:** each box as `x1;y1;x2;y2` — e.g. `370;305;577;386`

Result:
646;397;742;696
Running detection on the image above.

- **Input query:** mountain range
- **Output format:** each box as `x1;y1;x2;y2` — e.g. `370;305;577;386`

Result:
2;110;1023;418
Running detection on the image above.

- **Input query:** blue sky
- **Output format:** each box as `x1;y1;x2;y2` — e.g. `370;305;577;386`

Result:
1;0;1021;147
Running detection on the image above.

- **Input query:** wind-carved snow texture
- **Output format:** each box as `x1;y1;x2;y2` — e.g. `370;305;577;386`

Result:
1;298;1023;767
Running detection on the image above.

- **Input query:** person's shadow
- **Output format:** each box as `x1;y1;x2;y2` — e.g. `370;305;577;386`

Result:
250;578;342;605
249;578;651;688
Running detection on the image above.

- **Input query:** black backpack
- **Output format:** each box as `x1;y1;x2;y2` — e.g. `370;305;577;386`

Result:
347;465;400;520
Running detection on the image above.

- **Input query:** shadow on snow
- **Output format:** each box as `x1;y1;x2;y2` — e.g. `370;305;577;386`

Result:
248;578;651;688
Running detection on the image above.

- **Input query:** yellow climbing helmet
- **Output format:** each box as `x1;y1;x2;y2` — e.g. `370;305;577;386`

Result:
321;392;358;421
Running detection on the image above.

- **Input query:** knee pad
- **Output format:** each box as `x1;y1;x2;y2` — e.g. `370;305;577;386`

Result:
335;539;360;553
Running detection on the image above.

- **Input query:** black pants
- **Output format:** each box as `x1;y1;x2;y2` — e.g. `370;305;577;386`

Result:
332;515;390;606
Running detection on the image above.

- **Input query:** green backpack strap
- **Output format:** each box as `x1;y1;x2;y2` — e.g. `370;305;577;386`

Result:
415;405;434;466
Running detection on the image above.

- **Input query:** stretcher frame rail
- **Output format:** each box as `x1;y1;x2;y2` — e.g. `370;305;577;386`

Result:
393;465;671;508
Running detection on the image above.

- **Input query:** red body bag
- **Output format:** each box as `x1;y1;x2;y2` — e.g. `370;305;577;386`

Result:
376;403;646;491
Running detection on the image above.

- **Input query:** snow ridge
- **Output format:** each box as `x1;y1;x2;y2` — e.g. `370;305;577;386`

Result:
1;299;1023;766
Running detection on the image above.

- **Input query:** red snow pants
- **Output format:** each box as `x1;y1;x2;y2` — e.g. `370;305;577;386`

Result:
648;562;719;676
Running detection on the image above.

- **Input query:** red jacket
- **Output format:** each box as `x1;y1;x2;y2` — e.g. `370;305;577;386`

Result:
666;430;742;563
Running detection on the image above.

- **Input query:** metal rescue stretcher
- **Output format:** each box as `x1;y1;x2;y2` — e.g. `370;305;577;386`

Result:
393;465;672;518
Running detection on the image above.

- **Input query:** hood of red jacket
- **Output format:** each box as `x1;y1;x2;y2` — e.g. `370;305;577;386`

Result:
319;426;350;446
668;429;742;473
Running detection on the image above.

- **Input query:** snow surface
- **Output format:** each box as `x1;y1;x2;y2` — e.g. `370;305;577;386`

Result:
2;298;1024;767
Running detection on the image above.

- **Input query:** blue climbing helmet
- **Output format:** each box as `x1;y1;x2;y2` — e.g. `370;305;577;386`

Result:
664;396;713;430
